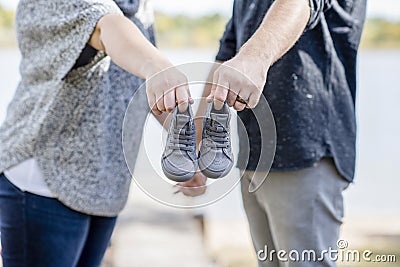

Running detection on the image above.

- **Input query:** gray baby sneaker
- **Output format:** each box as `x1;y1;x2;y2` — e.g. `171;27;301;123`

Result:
161;105;197;182
198;101;233;178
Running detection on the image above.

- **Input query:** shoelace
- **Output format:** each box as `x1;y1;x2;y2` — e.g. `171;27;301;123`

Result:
169;124;195;151
205;119;229;149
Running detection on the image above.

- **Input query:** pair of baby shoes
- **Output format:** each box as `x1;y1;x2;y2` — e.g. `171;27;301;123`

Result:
161;101;233;182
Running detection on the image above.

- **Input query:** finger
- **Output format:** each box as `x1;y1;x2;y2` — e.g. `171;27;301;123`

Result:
237;90;250;103
164;88;176;113
213;78;229;110
147;93;156;111
233;101;246;111
207;69;222;102
234;90;250;111
179;182;195;188
247;93;260;109
207;81;217;103
194;173;207;185
148;94;162;115
207;87;215;103
176;181;189;187
227;90;237;107
152;109;162;115
187;86;194;105
173;189;181;195
176;84;190;112
156;93;166;113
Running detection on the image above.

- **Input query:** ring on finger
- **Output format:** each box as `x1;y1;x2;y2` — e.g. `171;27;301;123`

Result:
236;95;249;105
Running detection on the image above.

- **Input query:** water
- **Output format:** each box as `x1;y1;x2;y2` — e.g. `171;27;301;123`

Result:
0;48;399;219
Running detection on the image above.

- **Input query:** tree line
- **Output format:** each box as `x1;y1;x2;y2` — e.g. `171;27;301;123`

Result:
1;6;400;49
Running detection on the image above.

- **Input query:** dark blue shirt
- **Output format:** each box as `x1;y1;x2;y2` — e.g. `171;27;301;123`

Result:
216;0;366;181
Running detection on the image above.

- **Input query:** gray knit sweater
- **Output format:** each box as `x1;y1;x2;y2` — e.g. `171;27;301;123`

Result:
0;0;152;216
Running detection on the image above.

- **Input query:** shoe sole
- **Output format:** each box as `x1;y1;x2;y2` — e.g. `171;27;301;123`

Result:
199;160;233;179
161;161;197;182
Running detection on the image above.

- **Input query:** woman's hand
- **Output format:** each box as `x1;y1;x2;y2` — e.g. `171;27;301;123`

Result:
144;63;193;115
89;14;192;114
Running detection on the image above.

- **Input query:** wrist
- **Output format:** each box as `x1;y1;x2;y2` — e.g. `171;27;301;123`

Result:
237;44;273;71
141;55;173;79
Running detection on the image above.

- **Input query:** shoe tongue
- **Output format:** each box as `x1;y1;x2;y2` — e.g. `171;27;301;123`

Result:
210;113;229;128
176;114;191;129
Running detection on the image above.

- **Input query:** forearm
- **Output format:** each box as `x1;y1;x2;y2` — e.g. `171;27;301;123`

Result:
238;0;310;66
89;14;171;79
208;0;310;110
90;14;191;115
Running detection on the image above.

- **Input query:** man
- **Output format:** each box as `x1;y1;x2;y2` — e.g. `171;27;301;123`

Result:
186;0;366;266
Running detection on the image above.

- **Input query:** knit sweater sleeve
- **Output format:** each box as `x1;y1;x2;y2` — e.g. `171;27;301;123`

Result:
16;0;123;83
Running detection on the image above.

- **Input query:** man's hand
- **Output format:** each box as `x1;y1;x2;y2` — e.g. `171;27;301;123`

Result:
208;52;270;111
207;0;310;111
175;172;207;197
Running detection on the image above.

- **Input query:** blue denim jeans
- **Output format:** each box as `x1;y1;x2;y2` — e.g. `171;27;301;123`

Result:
0;173;117;267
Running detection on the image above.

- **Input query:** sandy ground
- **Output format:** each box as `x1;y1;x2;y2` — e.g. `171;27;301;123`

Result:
1;185;398;267
105;184;215;267
107;182;400;267
203;217;400;267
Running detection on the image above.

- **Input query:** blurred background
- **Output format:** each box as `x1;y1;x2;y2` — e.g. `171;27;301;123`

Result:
0;0;399;266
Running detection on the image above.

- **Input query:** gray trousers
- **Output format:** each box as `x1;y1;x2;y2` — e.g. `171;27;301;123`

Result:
241;158;350;267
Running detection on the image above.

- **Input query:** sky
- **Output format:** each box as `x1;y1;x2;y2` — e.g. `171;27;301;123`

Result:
1;0;400;21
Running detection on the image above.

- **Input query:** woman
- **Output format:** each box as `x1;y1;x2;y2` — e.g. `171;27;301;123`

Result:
0;0;189;266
